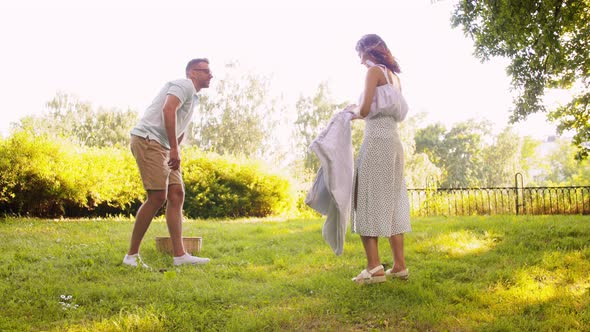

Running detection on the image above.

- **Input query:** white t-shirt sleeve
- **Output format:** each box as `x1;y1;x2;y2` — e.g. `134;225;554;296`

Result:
166;81;191;104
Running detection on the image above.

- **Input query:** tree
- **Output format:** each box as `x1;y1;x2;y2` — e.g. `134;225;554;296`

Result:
293;82;347;172
13;92;138;147
519;135;543;185
399;113;442;188
452;0;590;159
544;137;590;185
481;127;521;187
442;120;491;187
190;63;282;161
415;122;447;165
415;119;491;187
520;136;541;169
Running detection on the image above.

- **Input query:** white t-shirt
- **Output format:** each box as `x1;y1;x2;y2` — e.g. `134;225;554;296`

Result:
131;79;198;149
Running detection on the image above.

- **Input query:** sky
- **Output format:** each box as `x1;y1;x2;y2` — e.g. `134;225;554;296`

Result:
0;0;563;140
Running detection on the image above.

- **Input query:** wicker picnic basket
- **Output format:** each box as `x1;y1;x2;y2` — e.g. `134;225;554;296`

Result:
155;236;202;255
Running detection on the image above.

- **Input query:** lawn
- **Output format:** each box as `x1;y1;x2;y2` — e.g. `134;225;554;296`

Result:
0;215;589;331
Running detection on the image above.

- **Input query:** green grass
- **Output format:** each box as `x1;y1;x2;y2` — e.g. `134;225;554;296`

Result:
1;215;589;331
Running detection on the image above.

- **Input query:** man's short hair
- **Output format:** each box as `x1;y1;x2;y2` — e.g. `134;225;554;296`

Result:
185;58;209;77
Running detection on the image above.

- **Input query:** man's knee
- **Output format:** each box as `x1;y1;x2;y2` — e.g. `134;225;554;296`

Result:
167;184;185;204
146;190;167;207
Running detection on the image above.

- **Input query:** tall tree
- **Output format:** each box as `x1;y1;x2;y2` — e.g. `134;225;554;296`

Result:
415;120;491;187
13;92;138;147
399;113;442;188
190;63;282;161
442;120;491;187
519;135;543;185
415;122;447;165
482;127;521;187
452;0;590;159
543;137;590;185
294;82;347;172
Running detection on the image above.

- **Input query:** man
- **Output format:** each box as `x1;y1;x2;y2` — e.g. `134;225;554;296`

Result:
123;58;213;268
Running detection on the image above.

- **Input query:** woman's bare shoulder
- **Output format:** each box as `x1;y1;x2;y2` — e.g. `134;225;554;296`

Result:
365;65;388;86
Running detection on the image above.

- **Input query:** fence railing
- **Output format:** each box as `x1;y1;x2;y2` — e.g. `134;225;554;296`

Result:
408;186;590;217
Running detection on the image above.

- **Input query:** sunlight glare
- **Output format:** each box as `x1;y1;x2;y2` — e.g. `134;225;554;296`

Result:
417;230;497;256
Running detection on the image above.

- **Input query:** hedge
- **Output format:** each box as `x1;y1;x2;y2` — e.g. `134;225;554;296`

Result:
182;147;295;218
0;132;295;219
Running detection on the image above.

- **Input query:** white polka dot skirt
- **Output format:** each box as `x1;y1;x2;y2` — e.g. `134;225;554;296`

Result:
351;117;411;237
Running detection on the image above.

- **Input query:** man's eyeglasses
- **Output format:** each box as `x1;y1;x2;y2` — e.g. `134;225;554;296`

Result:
193;68;212;75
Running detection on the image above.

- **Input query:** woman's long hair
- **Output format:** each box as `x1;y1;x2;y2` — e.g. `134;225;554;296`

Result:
355;34;401;74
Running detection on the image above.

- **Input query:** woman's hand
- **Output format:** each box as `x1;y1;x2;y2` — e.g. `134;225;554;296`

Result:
345;104;363;120
344;104;362;120
344;104;357;113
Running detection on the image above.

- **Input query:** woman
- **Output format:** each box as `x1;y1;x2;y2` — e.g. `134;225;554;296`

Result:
349;34;411;284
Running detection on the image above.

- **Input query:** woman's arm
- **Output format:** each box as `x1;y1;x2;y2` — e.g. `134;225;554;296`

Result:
356;66;382;118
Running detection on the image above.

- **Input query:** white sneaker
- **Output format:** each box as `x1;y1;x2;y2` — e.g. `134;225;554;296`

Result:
123;254;150;269
173;253;210;266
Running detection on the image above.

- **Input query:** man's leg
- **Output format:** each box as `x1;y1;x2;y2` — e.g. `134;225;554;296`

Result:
166;182;210;266
165;184;186;257
127;190;166;255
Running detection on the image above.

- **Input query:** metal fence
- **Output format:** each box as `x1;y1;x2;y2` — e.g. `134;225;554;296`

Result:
408;174;590;216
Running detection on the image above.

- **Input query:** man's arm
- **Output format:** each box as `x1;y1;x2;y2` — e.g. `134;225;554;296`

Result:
163;94;182;170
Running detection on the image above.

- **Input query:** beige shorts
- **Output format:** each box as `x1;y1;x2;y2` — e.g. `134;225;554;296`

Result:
130;135;183;190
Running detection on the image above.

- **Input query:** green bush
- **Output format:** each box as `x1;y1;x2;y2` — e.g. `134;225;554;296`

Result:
0;132;143;217
294;189;322;219
0;132;80;216
0;133;295;218
182;147;295;218
63;146;144;217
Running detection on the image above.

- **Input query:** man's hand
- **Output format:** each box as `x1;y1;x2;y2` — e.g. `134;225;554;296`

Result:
168;147;181;170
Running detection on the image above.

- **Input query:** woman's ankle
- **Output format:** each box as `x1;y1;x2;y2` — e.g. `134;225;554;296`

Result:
392;263;406;272
367;264;384;276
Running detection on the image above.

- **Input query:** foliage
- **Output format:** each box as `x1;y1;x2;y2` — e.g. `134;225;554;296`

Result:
13;92;138;148
293;188;322;219
398;113;442;188
67;146;144;216
416;119;492;187
293;82;347;172
0;131;82;217
181;147;295;218
0;131;144;217
1;216;588;331
0;131;294;219
414;122;447;165
481;127;521;187
452;0;590;159
443;120;491;187
541;137;590;186
413;122;581;188
518;135;543;183
190;62;283;161
413;122;590;188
